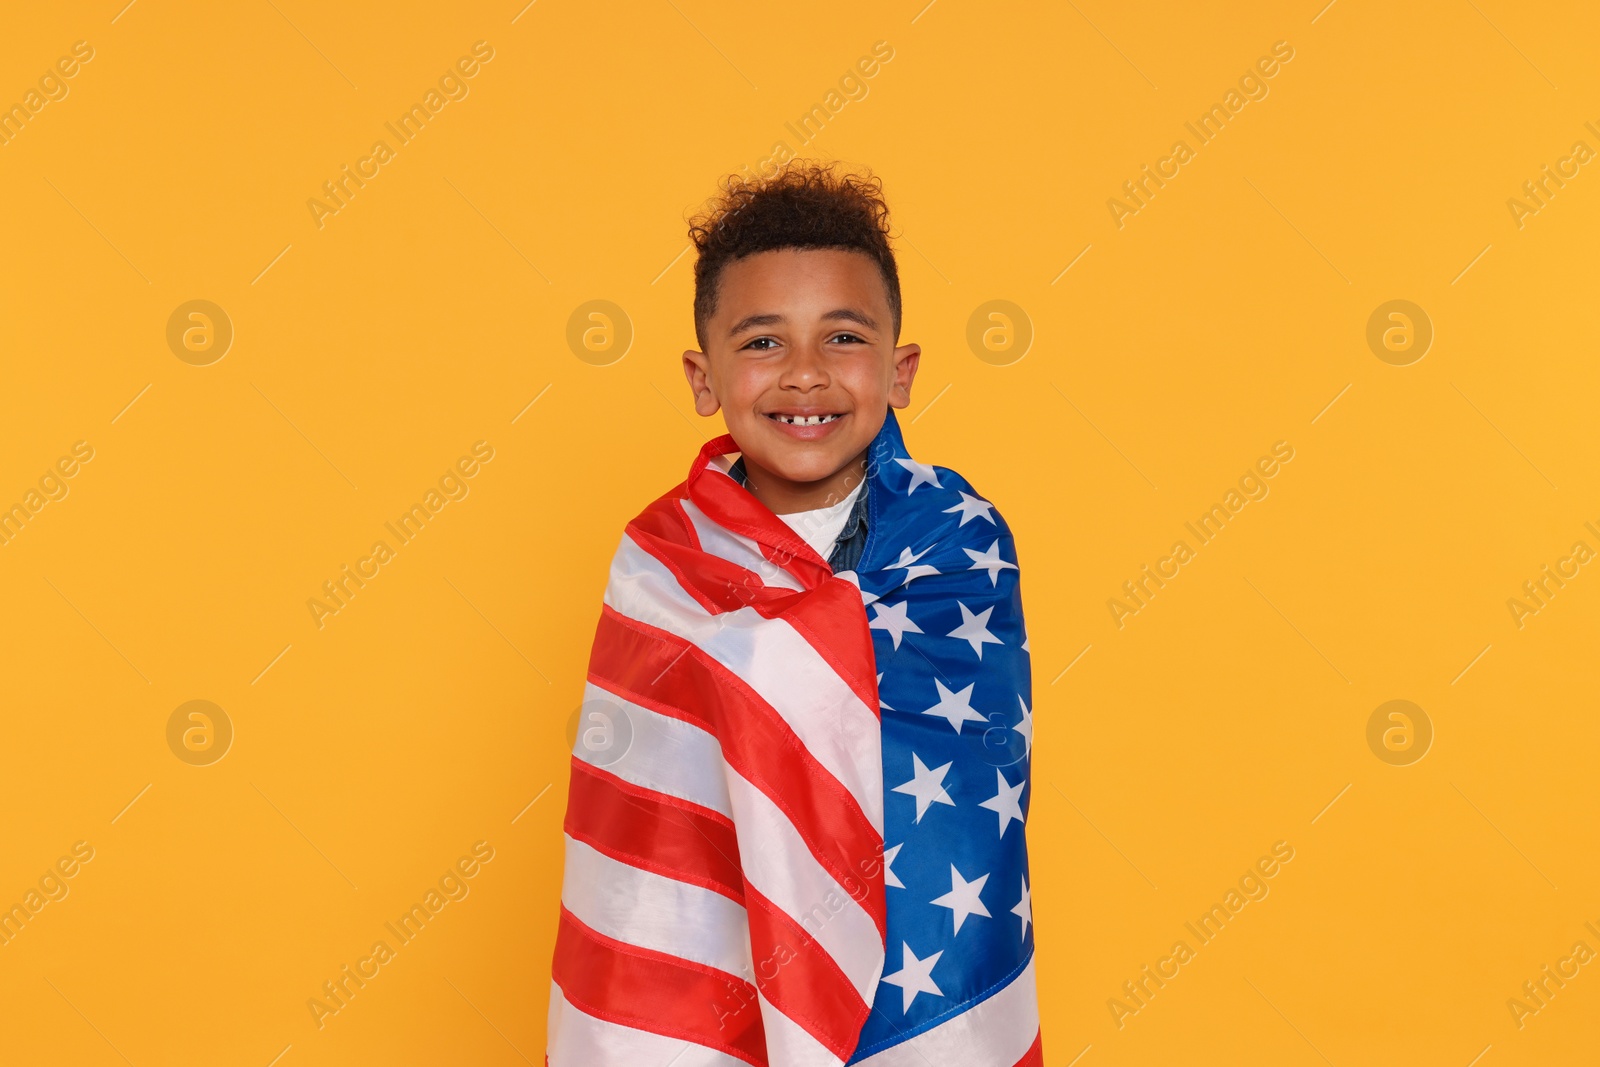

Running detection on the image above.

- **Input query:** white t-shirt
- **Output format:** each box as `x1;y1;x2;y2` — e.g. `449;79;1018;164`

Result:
775;478;864;561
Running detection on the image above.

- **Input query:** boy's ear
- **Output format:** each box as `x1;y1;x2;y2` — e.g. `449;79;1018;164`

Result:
682;349;721;416
887;342;921;409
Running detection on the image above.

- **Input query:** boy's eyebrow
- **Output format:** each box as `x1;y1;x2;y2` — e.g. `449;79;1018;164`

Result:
728;313;783;336
727;308;878;336
822;308;878;330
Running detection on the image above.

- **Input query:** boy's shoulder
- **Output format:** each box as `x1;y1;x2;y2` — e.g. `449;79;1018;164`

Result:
858;457;1022;588
876;456;1015;542
613;473;696;550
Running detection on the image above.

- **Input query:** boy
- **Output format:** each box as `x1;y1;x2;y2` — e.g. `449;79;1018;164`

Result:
548;162;1040;1066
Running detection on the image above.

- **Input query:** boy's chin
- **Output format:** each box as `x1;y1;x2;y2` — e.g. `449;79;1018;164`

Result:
744;444;865;489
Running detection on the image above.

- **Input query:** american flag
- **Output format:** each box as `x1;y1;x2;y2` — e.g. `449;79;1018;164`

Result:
549;408;1040;1066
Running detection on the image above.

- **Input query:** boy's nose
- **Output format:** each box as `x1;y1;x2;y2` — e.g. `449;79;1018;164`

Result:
779;343;830;387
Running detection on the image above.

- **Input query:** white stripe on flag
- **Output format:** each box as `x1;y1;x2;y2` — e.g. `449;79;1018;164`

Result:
679;498;806;591
758;990;847;1067
578;681;733;819
560;835;753;980
547;984;751;1067
606;533;883;832
851;955;1040;1067
725;768;884;1005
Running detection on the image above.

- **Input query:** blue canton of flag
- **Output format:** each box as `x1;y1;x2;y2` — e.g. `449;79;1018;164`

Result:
837;409;1037;1063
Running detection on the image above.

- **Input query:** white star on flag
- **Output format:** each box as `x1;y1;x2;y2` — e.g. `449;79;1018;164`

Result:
943;491;996;526
947;602;1003;658
891;753;955;822
1012;876;1032;941
931;864;991;934
920;678;987;733
978;768;1026;837
894;458;941;495
963;540;1017;586
891;544;941;586
883;843;904;889
1014;695;1033;757
869;600;922;650
881;942;944;1012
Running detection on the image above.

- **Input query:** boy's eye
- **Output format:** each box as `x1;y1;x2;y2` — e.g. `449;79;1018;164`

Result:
741;336;779;350
829;332;866;344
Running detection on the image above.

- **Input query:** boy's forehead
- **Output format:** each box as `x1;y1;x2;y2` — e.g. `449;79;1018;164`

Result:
714;248;889;320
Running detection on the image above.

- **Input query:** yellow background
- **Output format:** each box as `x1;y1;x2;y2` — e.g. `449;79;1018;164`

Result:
2;0;1597;1063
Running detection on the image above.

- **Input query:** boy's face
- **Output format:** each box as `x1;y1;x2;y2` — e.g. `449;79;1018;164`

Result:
682;248;920;512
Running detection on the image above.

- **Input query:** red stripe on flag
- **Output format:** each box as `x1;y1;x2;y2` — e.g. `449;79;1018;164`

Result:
629;485;703;554
589;607;886;936
743;884;871;1060
563;757;744;904
553;906;768;1066
645;524;881;715
684;442;837;585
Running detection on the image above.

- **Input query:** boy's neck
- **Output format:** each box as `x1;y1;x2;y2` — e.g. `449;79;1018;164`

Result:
740;447;869;516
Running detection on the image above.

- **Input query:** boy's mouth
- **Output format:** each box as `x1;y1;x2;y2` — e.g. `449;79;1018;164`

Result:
762;410;848;440
765;412;843;426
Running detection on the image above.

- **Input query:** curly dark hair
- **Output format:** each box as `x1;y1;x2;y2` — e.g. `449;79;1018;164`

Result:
687;160;902;350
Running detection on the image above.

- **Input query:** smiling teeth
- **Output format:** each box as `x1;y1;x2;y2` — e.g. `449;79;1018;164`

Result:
773;414;840;426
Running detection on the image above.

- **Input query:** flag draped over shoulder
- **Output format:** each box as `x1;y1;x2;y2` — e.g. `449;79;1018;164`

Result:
548;409;1040;1067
